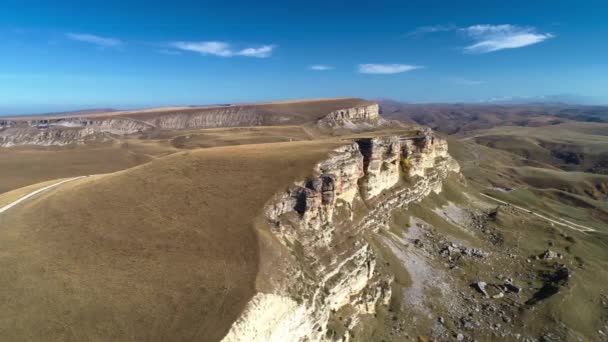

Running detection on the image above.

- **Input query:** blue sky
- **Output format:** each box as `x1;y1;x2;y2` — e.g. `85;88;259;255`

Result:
1;0;607;114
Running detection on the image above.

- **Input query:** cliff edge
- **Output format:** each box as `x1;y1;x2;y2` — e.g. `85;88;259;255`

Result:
223;129;459;341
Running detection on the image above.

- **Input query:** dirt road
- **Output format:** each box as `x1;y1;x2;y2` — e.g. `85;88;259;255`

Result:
0;176;86;214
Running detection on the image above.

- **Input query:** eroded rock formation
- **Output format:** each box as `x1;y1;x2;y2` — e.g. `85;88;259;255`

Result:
317;104;385;130
222;130;460;341
1;102;389;146
0;118;152;147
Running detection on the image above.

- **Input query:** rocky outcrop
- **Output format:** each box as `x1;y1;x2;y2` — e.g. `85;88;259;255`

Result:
317;104;385;130
222;130;460;341
1;102;388;147
0;127;100;147
0;118;152;147
144;107;266;129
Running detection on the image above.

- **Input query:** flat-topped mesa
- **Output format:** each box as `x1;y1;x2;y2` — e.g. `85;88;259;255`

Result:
0;98;380;147
223;131;460;342
317;103;385;129
0;118;152;147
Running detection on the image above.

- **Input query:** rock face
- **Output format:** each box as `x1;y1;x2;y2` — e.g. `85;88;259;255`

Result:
317;104;385;129
0;119;152;147
222;130;460;341
144;106;265;129
1;102;389;147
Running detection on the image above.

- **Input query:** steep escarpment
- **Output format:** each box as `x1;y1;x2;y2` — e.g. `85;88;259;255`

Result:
2;98;384;147
223;130;459;341
0;118;152;147
317;103;387;130
142;106;265;129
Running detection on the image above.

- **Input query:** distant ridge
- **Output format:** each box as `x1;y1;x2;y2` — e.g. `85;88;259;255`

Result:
3;108;118;119
2;98;373;121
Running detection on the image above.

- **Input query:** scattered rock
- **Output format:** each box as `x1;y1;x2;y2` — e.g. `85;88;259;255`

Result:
504;282;521;294
456;333;464;341
492;292;504;299
460;317;475;330
540;250;559;260
474;282;489;297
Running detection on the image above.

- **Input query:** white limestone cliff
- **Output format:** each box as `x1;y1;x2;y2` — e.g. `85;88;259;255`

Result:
317;104;386;130
1;103;389;147
222;130;460;341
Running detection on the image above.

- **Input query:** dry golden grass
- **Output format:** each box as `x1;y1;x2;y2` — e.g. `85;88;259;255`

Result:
168;125;314;149
0;140;178;193
0;178;73;208
0;123;409;196
0;140;345;341
0;97;376;195
5;97;372;122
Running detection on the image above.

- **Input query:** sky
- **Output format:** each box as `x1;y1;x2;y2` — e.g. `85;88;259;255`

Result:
1;0;607;115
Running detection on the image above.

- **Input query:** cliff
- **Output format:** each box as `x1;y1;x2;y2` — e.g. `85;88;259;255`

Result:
317;103;385;130
222;129;459;341
1;98;387;147
0;118;152;147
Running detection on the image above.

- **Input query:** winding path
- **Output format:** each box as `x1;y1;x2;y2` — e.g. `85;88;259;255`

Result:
480;193;596;233
0;176;86;214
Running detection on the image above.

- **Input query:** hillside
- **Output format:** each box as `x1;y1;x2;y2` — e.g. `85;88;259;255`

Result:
379;99;608;135
0;140;344;341
0;98;385;147
467;122;608;174
1;100;608;341
0;128;465;341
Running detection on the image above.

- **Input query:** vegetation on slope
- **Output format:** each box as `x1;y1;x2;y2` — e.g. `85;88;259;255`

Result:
0;140;344;341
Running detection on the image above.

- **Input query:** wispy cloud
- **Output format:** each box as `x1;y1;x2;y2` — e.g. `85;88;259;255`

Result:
237;45;275;58
408;25;455;36
66;33;123;48
309;64;333;71
461;25;553;53
358;64;422;75
408;24;553;53
445;77;484;86
171;41;276;58
172;41;232;56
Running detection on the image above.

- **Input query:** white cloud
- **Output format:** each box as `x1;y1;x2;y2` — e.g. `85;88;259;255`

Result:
309;64;333;71
408;25;455;36
66;33;122;48
237;45;275;58
461;24;553;53
358;64;422;74
172;41;232;56
171;41;275;58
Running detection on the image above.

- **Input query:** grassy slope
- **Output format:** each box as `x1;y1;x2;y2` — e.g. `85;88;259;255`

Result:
0;178;72;208
0;98;374;194
0;140;177;193
444;144;608;340
5;98;373;123
466;122;608;173
0;126;311;194
0;140;344;342
379;101;570;134
449;137;608;231
168;125;314;149
0;122;411;195
508;166;608;199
